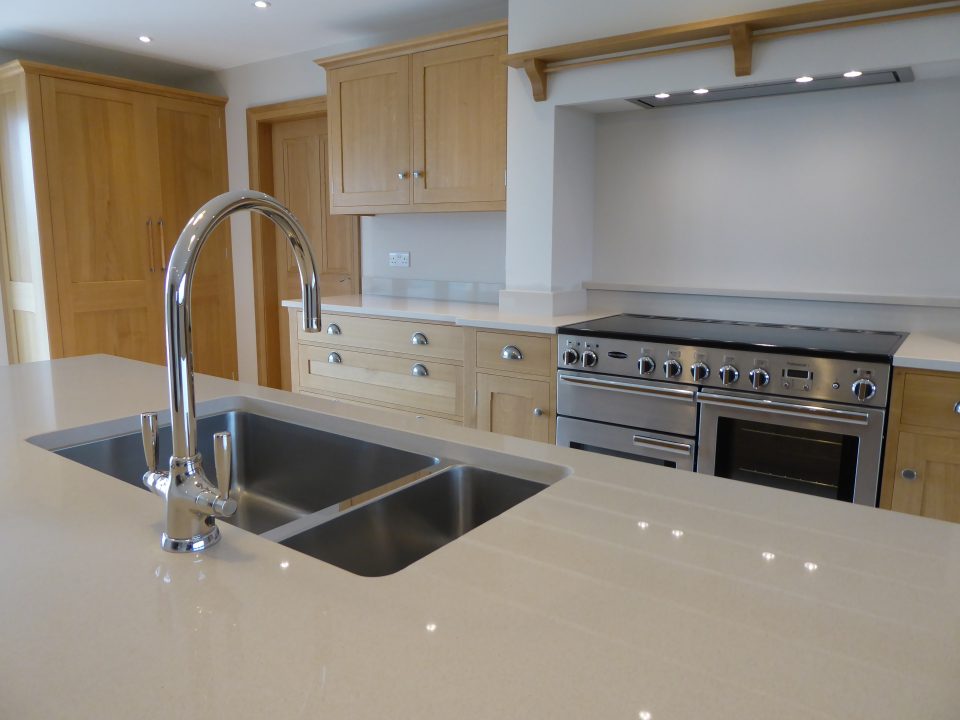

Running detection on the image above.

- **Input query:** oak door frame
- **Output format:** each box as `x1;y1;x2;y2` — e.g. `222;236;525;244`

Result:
247;96;348;388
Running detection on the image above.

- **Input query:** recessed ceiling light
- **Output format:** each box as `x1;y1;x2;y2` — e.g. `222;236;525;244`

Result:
843;70;863;78
253;0;271;7
138;35;152;43
692;88;709;95
796;75;814;83
654;92;670;100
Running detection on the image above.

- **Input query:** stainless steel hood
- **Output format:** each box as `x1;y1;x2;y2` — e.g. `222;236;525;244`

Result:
628;67;915;108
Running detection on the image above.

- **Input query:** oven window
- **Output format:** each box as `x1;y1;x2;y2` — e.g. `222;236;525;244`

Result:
570;442;678;469
714;419;858;501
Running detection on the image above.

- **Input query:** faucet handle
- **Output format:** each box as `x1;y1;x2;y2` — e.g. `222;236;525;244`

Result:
213;431;232;499
141;412;159;473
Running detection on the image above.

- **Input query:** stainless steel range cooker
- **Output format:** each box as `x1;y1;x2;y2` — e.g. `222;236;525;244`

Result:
556;315;906;506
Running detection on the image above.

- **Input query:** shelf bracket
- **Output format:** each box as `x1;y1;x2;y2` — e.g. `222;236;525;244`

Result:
523;58;548;102
729;23;754;77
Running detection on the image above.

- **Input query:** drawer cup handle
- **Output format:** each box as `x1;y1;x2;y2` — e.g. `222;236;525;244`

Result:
954;402;960;414
327;323;341;335
501;345;523;361
411;332;429;346
411;363;429;377
328;352;342;364
901;468;918;481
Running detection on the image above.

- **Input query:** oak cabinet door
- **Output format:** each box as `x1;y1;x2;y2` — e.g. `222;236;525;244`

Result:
476;372;551;443
891;431;960;523
151;96;237;379
411;37;507;207
40;77;164;364
327;56;411;210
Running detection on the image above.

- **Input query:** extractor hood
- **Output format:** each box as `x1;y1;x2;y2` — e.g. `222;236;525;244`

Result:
628;67;914;108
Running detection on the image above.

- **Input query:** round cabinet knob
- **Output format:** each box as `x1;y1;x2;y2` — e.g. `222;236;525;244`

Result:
690;362;710;382
412;170;423;179
638;356;655;375
326;323;341;335
581;350;598;368
852;378;877;402
502;345;524;361
411;364;429;377
900;468;918;481
718;365;740;385
562;348;580;366
397;171;409;180
411;332;429;346
663;359;682;379
327;352;342;364
532;408;544;417
748;368;770;389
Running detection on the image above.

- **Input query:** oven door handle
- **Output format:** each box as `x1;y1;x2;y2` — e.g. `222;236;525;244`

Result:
696;392;872;426
558;374;696;402
632;435;694;456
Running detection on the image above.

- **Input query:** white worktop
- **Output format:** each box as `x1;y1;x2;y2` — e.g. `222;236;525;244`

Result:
2;356;960;719
282;294;612;333
894;332;960;373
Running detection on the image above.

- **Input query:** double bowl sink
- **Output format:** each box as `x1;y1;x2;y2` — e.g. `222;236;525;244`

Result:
30;398;564;576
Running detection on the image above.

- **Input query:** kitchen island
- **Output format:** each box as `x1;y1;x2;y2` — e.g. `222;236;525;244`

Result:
1;355;958;719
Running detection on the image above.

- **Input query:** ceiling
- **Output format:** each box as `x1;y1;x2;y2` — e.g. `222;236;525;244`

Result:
0;0;507;71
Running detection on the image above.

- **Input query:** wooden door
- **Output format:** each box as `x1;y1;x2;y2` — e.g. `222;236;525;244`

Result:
476;372;551;443
151;96;238;379
271;116;359;388
327;56;411;209
39;77;164;363
890;431;960;523
411;37;507;206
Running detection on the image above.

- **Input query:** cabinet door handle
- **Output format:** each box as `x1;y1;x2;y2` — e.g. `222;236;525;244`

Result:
146;219;155;273
411;363;428;377
327;352;342;364
327;323;341;335
901;468;918;481
158;217;167;272
411;332;428;346
532;408;543;417
501;345;523;361
954;402;960;414
412;170;423;179
397;171;409;180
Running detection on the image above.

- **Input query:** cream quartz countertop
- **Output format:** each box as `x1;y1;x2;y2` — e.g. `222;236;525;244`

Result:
281;294;613;333
894;332;960;373
2;356;960;719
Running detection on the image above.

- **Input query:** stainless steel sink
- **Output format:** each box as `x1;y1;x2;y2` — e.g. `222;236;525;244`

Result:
280;465;548;576
51;411;439;535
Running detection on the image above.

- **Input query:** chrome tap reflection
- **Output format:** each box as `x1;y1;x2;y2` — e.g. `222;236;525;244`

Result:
141;191;322;553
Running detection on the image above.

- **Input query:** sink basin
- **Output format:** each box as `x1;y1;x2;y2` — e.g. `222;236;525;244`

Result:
49;411;439;535
281;465;548;576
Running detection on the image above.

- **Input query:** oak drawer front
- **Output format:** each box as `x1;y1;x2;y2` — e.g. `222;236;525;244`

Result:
299;344;462;417
476;331;552;376
901;372;960;431
299;312;463;361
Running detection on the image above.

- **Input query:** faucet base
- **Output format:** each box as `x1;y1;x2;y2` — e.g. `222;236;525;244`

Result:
161;525;221;553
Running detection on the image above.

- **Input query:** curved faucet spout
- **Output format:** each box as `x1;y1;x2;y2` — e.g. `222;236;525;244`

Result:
141;190;321;553
166;190;321;460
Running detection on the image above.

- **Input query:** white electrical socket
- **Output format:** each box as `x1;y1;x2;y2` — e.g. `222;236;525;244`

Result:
388;251;410;268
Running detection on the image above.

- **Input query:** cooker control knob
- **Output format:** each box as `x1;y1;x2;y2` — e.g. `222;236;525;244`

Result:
562;348;580;366
852;378;877;402
690;362;710;382
718;365;740;385
581;350;598;368
663;359;683;379
748;368;770;389
638;356;655;375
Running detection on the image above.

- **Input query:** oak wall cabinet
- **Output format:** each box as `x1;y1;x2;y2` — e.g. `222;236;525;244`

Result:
0;61;237;378
880;368;960;524
317;21;507;215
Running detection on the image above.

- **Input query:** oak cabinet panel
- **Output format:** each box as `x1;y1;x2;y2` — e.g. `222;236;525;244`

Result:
476;373;551;443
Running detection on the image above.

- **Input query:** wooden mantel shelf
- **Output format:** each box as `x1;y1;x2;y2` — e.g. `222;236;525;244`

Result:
503;0;960;101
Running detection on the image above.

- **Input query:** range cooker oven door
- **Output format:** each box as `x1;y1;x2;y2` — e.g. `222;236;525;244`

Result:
557;416;696;472
696;390;885;506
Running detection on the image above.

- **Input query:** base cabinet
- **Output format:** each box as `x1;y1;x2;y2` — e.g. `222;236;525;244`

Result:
881;368;960;523
476;373;551;443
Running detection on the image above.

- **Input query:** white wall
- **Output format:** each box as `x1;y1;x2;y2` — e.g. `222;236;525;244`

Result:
215;5;508;382
592;75;960;302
